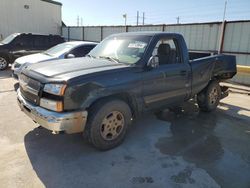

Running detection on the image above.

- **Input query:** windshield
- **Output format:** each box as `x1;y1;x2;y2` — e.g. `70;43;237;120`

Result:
1;33;20;44
44;43;75;56
89;35;151;64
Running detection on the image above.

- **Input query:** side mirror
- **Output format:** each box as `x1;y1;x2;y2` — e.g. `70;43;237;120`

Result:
147;56;159;69
66;54;75;59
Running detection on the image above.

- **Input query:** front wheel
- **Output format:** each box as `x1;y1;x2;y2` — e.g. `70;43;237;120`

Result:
197;81;221;112
85;99;132;150
0;56;9;70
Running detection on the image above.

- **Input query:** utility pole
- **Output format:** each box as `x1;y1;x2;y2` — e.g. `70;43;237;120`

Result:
223;0;227;21
136;11;139;25
80;17;83;26
123;14;127;26
142;12;145;25
176;16;180;24
77;15;79;26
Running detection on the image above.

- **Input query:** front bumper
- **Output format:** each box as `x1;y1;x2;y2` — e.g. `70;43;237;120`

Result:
17;89;88;134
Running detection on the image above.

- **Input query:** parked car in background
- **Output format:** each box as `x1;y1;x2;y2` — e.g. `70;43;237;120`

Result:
0;33;65;70
12;41;97;79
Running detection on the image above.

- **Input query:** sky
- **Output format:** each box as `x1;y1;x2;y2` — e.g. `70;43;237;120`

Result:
58;0;250;26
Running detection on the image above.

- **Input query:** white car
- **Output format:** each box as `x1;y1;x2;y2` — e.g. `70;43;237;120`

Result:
12;41;97;79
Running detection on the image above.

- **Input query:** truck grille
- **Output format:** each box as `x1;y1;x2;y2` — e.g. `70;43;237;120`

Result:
19;74;41;105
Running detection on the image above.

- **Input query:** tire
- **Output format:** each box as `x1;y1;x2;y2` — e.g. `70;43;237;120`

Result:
0;56;9;70
85;99;132;150
197;81;221;112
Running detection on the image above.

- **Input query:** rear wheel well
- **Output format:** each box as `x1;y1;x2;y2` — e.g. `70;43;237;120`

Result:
0;53;9;61
87;93;138;119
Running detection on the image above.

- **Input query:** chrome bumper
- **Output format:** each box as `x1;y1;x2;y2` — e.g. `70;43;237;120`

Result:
17;89;88;134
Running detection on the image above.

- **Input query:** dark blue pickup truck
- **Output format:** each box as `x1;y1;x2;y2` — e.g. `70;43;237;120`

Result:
17;32;236;150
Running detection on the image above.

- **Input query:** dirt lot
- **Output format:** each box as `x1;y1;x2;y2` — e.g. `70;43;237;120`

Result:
0;70;250;188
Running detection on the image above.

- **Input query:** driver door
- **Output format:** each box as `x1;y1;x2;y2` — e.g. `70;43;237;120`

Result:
142;37;190;109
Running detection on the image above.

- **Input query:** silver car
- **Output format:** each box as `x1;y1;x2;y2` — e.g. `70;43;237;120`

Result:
12;41;97;79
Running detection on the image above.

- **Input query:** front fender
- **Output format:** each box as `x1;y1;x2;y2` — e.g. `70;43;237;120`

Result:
64;82;141;116
64;82;104;111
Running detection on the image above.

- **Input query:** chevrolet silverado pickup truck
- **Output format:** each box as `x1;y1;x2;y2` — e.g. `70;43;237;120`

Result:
17;32;236;150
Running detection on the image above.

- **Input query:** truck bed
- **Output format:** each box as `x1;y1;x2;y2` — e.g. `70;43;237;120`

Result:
189;53;237;96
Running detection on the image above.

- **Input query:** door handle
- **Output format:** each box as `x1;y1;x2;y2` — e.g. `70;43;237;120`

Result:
180;70;187;76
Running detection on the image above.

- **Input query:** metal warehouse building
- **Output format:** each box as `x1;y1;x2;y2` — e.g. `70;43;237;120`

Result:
0;0;62;39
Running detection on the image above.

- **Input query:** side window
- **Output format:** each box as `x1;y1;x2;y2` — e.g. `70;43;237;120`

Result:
13;35;33;48
84;45;96;54
68;45;95;57
34;35;49;49
152;38;181;65
49;36;64;47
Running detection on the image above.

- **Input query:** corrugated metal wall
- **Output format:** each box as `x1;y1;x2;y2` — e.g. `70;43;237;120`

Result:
165;24;221;51
62;27;69;40
128;26;162;32
0;0;62;39
69;27;83;40
222;22;250;84
62;20;250;85
84;27;102;42
103;26;126;39
223;22;250;53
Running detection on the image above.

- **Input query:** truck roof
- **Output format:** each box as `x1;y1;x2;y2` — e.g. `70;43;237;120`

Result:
65;41;98;45
110;31;183;38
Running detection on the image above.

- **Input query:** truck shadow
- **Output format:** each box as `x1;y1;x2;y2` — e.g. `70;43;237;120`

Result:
24;128;98;187
24;118;170;188
23;100;250;188
155;101;250;188
155;106;223;165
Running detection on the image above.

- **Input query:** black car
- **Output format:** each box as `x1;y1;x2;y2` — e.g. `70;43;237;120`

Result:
0;33;65;70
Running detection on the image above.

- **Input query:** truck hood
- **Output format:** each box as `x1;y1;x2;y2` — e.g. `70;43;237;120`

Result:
15;53;56;64
24;57;130;81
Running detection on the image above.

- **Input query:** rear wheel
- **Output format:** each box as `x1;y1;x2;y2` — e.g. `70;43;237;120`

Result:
0;56;9;70
197;81;221;112
85;99;132;150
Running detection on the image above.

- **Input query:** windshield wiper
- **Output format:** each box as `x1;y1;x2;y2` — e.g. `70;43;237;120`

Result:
98;56;120;63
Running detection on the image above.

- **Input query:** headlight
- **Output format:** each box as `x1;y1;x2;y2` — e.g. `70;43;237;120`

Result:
40;98;63;112
13;62;21;68
43;84;66;96
20;62;29;70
